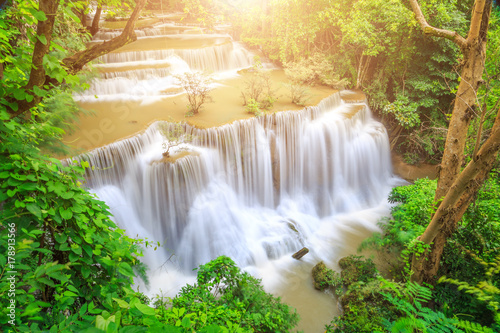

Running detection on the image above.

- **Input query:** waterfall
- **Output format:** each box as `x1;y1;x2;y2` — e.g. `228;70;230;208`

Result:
78;93;397;273
77;41;253;99
99;43;253;72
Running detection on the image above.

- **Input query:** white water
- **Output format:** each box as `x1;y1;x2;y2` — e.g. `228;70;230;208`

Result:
78;94;400;314
77;41;253;100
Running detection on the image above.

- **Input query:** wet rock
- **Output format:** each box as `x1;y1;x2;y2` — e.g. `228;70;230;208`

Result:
292;247;309;259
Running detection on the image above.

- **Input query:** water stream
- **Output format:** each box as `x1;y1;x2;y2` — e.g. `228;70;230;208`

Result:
73;18;402;332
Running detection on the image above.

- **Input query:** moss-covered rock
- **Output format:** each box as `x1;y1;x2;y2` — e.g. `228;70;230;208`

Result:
326;280;397;332
338;255;377;286
311;261;343;295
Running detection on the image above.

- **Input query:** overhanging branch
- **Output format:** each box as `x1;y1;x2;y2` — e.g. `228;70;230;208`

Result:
62;0;146;74
8;0;147;119
408;0;467;49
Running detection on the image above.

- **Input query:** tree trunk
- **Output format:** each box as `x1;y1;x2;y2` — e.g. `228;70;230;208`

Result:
408;0;494;283
13;0;60;115
412;105;499;283
7;0;147;119
356;54;371;89
90;5;102;36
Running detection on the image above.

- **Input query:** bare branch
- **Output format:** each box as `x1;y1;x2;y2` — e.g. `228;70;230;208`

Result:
408;0;467;49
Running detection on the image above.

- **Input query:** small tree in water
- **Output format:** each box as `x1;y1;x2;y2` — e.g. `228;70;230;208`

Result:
175;72;214;116
159;119;195;158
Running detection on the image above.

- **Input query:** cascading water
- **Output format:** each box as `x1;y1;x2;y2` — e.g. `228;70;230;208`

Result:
77;33;254;100
79;92;399;283
73;18;403;332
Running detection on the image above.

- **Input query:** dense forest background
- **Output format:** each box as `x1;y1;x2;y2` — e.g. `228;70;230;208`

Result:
0;0;499;331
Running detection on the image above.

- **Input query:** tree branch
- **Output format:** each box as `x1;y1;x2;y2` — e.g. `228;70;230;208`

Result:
408;0;467;49
420;107;500;245
467;0;487;43
8;0;146;119
62;0;146;74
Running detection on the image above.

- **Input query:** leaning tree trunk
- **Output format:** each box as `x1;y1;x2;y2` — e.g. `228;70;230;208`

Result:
412;108;500;282
408;0;494;283
90;5;102;36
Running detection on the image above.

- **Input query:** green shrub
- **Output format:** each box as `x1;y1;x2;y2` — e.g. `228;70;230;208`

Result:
361;178;436;254
156;256;300;332
245;98;263;116
338;255;378;287
241;57;279;110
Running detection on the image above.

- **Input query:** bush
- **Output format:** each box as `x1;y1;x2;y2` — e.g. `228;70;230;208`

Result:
284;82;309;106
245;98;263;116
241;57;278;111
155;256;300;332
176;72;214;115
159;119;195;158
338;255;378;287
361;178;437;254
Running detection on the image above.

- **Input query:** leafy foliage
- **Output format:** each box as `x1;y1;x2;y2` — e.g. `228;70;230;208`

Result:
240;57;278;111
377;280;468;333
439;252;500;328
338;255;378;287
361;178;436;255
155;256;300;332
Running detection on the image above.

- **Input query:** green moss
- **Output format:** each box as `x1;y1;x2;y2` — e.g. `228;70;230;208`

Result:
312;261;343;295
338;255;377;286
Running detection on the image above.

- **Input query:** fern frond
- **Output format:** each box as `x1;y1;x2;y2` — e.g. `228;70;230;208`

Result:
455;319;494;333
390;316;423;333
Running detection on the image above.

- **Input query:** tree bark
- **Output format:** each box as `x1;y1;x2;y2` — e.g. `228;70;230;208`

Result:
435;0;491;201
90;5;102;36
408;0;494;283
412;108;500;283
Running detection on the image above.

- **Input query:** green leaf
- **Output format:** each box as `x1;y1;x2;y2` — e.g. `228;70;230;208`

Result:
134;303;156;316
59;207;73;220
118;262;135;277
61;191;75;199
55;233;68;244
33;85;47;97
29;8;48;21
13;89;27;100
26;203;42;219
113;297;130;309
79;303;88;317
63;290;78;297
37;34;47;45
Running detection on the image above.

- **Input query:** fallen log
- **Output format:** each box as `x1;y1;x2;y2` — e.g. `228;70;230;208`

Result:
292;247;309;260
